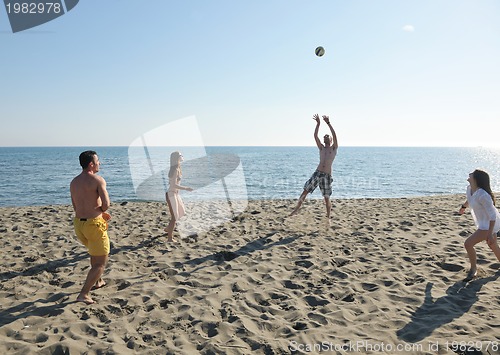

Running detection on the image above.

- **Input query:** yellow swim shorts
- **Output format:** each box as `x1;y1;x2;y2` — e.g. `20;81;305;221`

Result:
73;216;110;256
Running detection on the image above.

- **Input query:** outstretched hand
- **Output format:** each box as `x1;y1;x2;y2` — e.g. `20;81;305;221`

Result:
323;115;330;124
312;114;320;123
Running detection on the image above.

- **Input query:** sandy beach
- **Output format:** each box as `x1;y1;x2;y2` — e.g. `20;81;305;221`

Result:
1;195;500;354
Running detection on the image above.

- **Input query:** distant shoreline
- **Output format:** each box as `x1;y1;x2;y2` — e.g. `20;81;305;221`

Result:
2;146;499;207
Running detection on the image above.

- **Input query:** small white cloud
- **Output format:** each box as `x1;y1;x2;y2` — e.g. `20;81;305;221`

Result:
402;25;415;32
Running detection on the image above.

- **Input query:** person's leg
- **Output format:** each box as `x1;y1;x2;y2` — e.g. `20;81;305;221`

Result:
77;254;108;304
319;173;333;220
464;230;488;280
290;189;309;216
166;218;176;242
165;193;177;242
291;172;318;216
324;196;332;219
487;231;500;262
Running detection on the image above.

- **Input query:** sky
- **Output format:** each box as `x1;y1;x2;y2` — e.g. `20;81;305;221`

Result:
0;0;499;147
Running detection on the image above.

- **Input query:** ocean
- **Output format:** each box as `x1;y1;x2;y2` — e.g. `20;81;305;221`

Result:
0;146;500;208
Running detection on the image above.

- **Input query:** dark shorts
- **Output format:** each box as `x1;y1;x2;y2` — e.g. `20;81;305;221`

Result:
303;170;333;197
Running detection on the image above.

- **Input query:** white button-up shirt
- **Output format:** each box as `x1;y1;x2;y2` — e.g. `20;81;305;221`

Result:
466;186;500;232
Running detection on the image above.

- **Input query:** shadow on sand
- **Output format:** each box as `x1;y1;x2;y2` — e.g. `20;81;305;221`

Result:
0;292;72;328
179;231;301;276
0;234;169;328
0;207;298;329
397;271;500;343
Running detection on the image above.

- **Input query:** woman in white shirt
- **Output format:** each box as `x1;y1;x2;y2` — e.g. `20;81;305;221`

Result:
459;169;500;281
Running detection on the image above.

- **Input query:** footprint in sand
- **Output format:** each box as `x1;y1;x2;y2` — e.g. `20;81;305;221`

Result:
489;263;500;270
80;311;90;320
437;262;464;272
117;280;132;291
47;345;71;354
293;322;308;330
35;332;49;343
304;295;329;307
295;260;314;268
159;299;172;309
361;282;379;292
329;270;348;280
307;312;328;325
81;324;99;336
175;288;188;297
201;322;219;337
404;276;425;286
283;280;304;290
341;293;355;302
89;309;110;323
142;334;155;343
220;305;239;323
105;305;124;316
112;298;128;307
332;257;351;267
61;281;75;288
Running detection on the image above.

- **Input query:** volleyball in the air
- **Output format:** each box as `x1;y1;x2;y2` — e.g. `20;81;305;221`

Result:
315;46;325;57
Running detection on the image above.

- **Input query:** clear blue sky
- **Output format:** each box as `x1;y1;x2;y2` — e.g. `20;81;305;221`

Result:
1;0;499;147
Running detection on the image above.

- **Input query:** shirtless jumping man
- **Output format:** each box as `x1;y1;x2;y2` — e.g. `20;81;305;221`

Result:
290;114;338;220
70;150;111;305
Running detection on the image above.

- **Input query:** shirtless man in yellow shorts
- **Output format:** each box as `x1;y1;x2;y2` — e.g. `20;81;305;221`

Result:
70;150;111;305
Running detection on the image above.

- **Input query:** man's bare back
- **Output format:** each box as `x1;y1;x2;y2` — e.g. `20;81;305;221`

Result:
70;152;109;219
70;173;108;219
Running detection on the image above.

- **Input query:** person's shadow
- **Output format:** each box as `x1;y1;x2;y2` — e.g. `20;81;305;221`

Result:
179;232;301;276
0;292;72;328
397;271;500;343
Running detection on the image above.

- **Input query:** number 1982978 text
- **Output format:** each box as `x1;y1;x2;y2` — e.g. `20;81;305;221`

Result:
5;2;62;14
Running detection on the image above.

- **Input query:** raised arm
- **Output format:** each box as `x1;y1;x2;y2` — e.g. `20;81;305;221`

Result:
323;115;338;149
312;114;322;149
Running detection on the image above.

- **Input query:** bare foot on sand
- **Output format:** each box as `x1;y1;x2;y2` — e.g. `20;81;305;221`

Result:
166;238;177;243
91;279;107;290
76;294;96;305
463;269;477;282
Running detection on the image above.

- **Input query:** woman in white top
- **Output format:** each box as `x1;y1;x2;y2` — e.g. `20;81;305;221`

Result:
459;169;500;281
165;151;193;242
